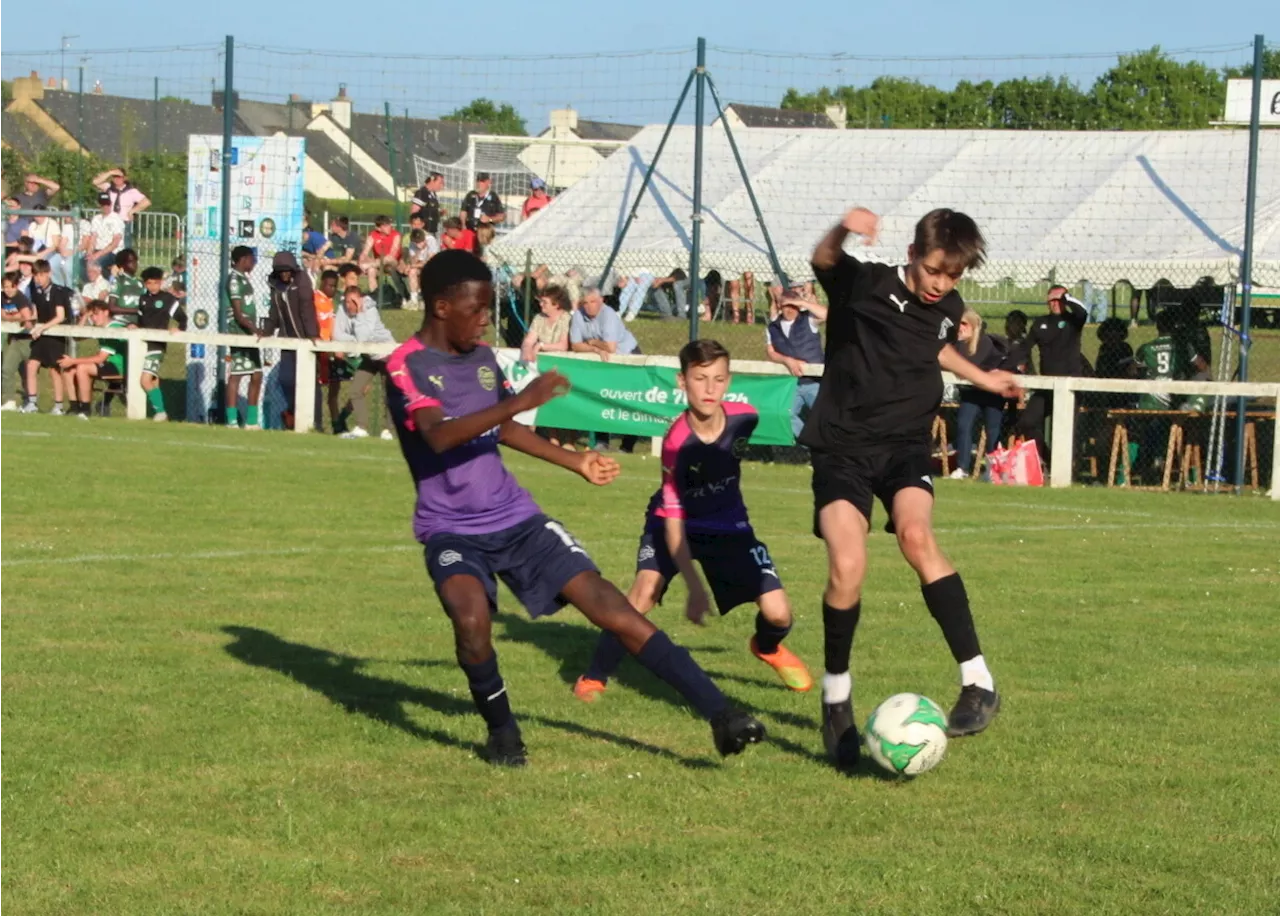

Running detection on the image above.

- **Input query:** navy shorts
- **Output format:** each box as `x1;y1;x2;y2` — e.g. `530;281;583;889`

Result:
423;513;598;618
810;446;934;536
636;525;782;614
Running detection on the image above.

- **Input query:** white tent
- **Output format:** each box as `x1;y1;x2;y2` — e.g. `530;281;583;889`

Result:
488;126;1280;289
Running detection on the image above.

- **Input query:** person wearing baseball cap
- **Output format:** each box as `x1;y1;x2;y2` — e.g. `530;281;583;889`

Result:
522;177;552;221
86;192;126;274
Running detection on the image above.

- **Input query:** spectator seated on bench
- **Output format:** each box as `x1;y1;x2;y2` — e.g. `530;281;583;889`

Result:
55;299;127;419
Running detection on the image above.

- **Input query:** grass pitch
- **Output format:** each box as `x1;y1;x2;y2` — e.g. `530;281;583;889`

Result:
2;414;1278;915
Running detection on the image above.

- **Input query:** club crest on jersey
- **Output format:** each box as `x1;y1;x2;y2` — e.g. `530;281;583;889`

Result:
477;366;496;390
938;317;953;340
889;293;910;313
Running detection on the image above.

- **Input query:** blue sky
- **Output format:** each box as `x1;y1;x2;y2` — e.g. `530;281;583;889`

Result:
2;0;1271;129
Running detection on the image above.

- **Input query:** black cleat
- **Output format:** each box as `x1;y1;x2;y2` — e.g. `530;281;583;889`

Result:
948;685;1000;737
822;699;861;771
484;723;528;767
711;707;767;756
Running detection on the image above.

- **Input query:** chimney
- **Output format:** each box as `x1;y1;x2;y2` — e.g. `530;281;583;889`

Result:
825;103;847;129
92;81;104;95
11;71;46;102
46;77;58;89
330;84;351;130
549;107;579;136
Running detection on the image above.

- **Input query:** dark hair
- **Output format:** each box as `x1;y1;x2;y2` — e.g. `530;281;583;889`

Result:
443;216;463;231
338;263;360;277
1097;317;1128;341
428;171;443;182
913;208;986;271
140;266;165;281
540;283;572;312
1155;308;1176;335
170;280;186;293
409;212;425;224
476;172;491;182
3;270;20;285
679;338;731;373
669;268;687;281
17;238;34;253
374;214;391;227
410;229;426;244
86;298;111;312
32;259;52;275
117;248;138;266
420;250;492;320
332;215;350;230
1005;309;1028;336
172;256;185;267
320;269;339;284
231;245;254;263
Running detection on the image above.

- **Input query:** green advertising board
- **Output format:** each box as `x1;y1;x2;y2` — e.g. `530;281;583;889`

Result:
533;355;797;445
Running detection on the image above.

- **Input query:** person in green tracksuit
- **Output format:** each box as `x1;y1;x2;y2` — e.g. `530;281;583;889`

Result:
1133;309;1188;479
226;246;264;429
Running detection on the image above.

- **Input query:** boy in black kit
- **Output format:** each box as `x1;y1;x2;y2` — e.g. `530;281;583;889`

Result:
802;207;1020;771
136;266;188;421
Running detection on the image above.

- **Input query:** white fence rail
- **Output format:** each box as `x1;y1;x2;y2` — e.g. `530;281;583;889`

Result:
4;323;1277;499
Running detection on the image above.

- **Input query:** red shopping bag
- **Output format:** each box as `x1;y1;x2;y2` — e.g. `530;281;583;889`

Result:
988;440;1044;486
987;446;1014;485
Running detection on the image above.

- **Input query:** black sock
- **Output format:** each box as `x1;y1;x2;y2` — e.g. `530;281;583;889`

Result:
635;631;727;720
823;601;861;674
922;573;981;663
584;631;629;684
753;611;791;655
459;654;514;733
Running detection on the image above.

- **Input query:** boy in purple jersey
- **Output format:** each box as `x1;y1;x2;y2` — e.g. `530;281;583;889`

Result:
385;251;765;766
575;340;813;702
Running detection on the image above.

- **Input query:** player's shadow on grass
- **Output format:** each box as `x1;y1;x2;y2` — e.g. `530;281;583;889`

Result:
221;626;712;769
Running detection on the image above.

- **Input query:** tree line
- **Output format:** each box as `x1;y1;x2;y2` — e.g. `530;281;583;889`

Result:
781;47;1280;130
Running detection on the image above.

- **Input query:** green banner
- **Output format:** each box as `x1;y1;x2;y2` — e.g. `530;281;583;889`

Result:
534;356;797;445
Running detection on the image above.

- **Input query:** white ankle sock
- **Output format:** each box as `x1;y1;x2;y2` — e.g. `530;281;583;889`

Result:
959;655;994;692
822;671;852;704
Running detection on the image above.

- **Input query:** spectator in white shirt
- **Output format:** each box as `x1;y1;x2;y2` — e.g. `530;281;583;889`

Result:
81;260;112;304
86;193;126;273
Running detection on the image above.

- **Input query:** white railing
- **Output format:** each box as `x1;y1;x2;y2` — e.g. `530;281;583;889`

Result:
4;323;1277;499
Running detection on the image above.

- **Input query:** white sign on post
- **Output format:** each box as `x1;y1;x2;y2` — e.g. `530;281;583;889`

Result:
1224;80;1280;125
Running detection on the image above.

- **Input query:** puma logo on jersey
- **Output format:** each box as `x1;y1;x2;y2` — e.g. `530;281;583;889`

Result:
889;294;910;313
938;317;954;340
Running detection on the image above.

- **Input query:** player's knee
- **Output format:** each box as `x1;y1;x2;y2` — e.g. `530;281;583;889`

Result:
896;522;938;565
826;555;865;602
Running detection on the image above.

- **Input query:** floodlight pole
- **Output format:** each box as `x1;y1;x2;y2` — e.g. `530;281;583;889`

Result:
1233;33;1264;493
688;38;707;342
705;72;789;288
597;67;696;288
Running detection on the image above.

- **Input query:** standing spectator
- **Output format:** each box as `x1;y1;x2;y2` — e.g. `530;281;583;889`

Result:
263;250;318;430
324;216;362;267
86;193;125;274
2;271;36;411
91;168;150;247
949;309;1008;480
108;250;144;323
1172;298;1213;414
522;178;552;221
725;270;757;324
136;266;188;421
699;270;723;321
360;216;401;292
410;171;444;235
22;260;71;414
333;285;396;440
520;283;573;363
1001;310;1033;373
764;292;827;439
440;217;476;254
461;172;505;251
1011;286;1087;465
226;246;264;429
15;173;60;212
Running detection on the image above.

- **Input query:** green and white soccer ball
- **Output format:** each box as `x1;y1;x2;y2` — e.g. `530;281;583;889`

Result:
865;693;949;777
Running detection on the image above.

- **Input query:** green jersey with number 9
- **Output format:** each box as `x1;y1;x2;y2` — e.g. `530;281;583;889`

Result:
1135;335;1185;410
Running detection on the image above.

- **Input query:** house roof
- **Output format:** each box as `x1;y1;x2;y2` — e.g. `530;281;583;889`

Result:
1;109;49;158
573;119;643;142
723;103;836;129
34;89;231;158
347;110;476;178
301;129;389;200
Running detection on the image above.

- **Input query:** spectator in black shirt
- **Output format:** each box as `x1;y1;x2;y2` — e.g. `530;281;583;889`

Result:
23;260;71;414
411;171;444;235
325;216;362;268
804;206;1019;770
264;251;319;430
136;266;188;421
461;173;505;251
1011;286;1088;464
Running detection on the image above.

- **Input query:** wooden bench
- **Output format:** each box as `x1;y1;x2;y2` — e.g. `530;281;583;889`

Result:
1103;409;1268;491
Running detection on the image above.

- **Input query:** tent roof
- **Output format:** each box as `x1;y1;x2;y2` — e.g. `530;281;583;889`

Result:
489;125;1280;288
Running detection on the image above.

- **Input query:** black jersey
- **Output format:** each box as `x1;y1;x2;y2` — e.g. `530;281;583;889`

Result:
461;190;504;231
30;281;72;324
800;255;963;452
1015;297;1087;376
137;290;187;353
411;185;441;233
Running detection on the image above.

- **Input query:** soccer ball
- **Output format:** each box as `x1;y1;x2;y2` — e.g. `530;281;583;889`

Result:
865;693;949;777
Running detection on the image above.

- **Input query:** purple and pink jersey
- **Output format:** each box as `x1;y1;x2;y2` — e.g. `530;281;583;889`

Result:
645;402;758;533
386;338;540;542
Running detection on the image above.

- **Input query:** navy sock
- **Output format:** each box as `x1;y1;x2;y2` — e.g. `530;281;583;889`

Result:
753;611;791;655
459;654;514;733
584;631;629;684
922;573;981;663
635;631;727;720
823;600;861;674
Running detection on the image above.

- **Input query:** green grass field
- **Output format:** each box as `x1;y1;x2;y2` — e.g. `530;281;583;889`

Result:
3;415;1279;915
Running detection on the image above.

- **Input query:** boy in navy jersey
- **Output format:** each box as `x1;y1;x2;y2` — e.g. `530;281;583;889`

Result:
805;207;1021;771
575;339;812;701
386;251;765;767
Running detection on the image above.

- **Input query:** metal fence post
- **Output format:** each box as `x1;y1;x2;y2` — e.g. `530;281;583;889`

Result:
688;37;707;343
385;101;401;229
77;65;85;207
217;35;235;423
152;76;160;199
1233;32;1265;493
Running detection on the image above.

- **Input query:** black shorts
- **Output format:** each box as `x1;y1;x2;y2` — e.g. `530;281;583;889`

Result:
423;513;599;618
31;336;66;368
636;525;782;614
810;446;934;535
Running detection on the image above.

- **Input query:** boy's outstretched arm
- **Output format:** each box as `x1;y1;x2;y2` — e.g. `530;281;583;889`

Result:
409;369;569;454
499;419;620;485
939;344;1022;398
